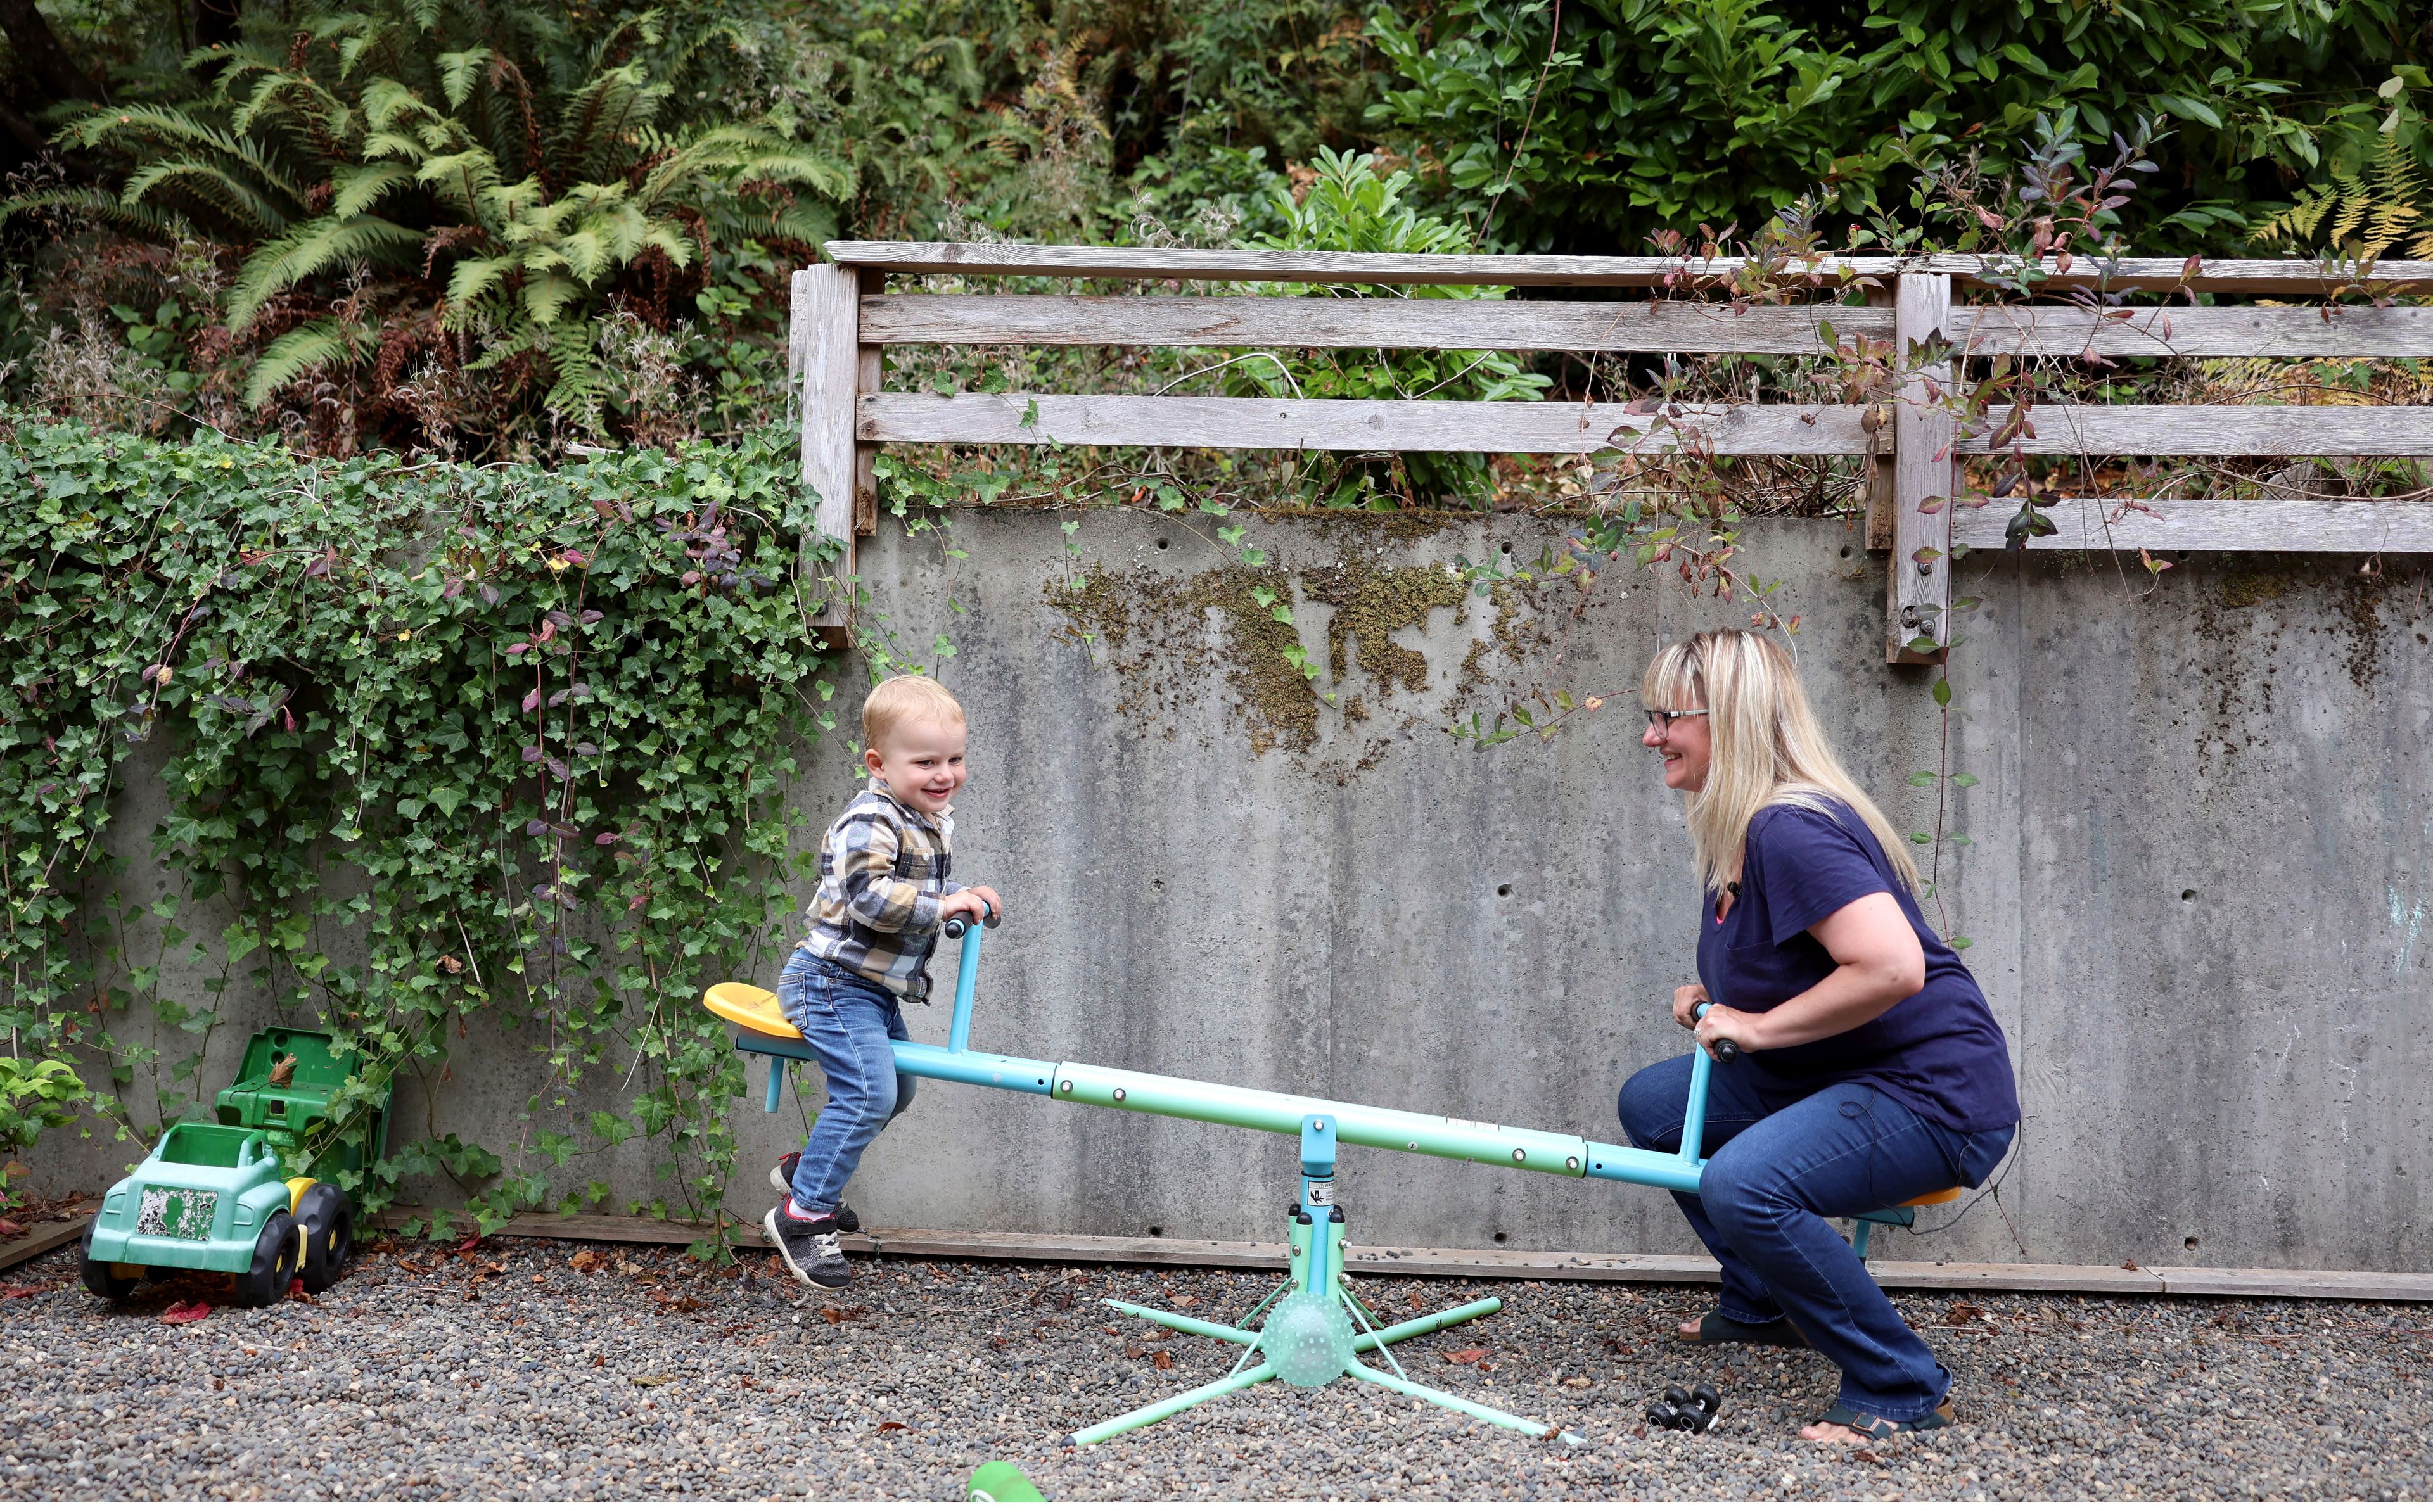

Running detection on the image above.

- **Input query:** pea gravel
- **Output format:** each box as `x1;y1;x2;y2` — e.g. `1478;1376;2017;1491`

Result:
4;1234;2429;1500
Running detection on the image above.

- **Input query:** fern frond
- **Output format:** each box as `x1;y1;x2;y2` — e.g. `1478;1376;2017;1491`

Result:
520;271;580;325
119;159;292;236
0;187;186;240
242;317;362;408
228;215;421;327
443;253;521;317
437;48;494;109
328;161;413;218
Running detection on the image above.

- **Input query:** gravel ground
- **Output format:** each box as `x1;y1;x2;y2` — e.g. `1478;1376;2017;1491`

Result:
4;1233;2429;1501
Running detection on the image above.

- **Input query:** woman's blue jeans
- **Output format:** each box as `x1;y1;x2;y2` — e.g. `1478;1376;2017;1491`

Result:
1618;1055;2014;1420
778;948;917;1212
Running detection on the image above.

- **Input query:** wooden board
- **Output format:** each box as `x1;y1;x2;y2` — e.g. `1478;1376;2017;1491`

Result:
860;293;1884;355
362;1209;2433;1300
1888;272;1953;664
0;1217;86;1272
1953;303;2433;359
860;393;1879;455
856;295;2433;362
1951;497;2433;553
1958;405;2433;456
828;241;2433;294
793;264;859;626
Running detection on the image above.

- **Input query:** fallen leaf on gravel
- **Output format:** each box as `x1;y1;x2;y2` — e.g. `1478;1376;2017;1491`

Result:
1562;1376;1592;1388
1124;1344;1145;1359
1172;1294;1197;1307
1442;1347;1489;1365
0;1217;26;1238
1943;1300;1986;1326
162;1300;212;1325
877;1421;907;1432
3;1284;44;1299
630;1375;674;1387
1152;1350;1174;1370
569;1249;606;1274
1853;1449;1881;1464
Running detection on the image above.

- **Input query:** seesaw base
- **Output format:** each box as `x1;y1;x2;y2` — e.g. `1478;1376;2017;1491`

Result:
1066;1114;1583;1449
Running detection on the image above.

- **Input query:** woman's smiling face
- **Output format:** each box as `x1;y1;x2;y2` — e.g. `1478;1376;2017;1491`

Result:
1643;706;1712;792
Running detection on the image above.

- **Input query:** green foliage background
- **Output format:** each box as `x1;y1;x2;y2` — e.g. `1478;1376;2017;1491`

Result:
1;414;838;1235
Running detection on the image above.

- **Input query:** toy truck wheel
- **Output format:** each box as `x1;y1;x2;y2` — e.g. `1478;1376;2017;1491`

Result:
235;1210;300;1307
293;1182;354;1294
79;1215;139;1302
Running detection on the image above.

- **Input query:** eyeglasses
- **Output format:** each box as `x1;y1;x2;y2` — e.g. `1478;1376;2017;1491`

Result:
1644;708;1708;736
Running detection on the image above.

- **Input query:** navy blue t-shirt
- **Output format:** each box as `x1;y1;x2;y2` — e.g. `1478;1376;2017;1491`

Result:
1696;798;2019;1133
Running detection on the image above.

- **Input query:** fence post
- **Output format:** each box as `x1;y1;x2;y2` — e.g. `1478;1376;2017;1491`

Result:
1886;271;1953;665
794;262;860;628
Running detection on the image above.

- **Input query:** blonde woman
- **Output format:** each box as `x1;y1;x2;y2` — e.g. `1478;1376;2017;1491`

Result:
1617;630;2017;1444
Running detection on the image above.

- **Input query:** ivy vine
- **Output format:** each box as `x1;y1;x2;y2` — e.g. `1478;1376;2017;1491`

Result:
1;415;841;1243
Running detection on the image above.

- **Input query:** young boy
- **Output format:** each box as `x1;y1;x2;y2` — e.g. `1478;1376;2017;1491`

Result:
763;674;1001;1288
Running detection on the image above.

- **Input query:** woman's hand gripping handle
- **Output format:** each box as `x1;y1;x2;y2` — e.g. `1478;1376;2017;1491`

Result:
1674;984;1742;1065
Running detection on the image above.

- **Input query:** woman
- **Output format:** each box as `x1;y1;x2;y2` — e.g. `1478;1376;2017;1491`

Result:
1618;629;2018;1444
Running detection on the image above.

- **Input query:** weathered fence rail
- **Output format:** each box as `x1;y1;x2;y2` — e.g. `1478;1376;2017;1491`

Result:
795;242;2433;661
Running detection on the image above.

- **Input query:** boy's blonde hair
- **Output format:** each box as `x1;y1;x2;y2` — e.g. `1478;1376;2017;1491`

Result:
1640;629;1919;897
862;675;966;749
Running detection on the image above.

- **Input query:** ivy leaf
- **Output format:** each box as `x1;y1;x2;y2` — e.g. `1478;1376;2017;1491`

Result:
431;787;465;818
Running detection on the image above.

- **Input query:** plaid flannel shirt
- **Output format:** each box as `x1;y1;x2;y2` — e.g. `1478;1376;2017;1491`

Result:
800;780;954;1001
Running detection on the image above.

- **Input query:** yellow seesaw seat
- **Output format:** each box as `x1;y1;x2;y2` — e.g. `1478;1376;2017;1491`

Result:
704;981;801;1042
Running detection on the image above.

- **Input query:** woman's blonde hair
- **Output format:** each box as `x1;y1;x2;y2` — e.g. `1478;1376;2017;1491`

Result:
1640;630;1919;896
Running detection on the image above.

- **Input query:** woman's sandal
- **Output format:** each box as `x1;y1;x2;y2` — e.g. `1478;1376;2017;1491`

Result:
1678;1309;1811;1349
1810;1399;1956;1439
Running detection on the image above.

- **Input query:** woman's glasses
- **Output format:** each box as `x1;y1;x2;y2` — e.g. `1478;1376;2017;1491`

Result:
1643;708;1708;736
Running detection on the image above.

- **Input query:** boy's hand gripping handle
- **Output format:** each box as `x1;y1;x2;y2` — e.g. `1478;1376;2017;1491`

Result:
941;900;1000;939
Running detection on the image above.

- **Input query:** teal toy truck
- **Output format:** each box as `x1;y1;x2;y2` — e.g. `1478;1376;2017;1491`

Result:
80;1027;390;1306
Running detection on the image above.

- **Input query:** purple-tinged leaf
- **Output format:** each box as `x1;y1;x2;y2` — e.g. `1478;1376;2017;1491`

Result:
545;758;570;782
521;745;544;763
546;611;574;628
567;682;589;699
525;819;548;837
478;583;499;606
521;687;543;713
506;641;530;656
573;742;599;756
595;832;620;845
442;578;464;599
578;609;604;625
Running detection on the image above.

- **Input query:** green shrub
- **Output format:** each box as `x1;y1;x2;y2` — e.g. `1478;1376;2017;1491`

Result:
1367;0;2427;253
9;0;848;455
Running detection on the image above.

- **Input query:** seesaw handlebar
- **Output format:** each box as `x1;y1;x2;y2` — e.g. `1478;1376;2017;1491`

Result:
940;902;1002;939
1690;1001;1740;1065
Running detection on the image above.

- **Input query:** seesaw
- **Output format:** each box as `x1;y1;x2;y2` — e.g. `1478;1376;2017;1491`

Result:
705;917;1955;1446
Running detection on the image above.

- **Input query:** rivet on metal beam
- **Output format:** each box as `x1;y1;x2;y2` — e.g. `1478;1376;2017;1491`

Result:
1512;1148;1526;1163
1113;1088;1127;1102
1058;1079;1073;1094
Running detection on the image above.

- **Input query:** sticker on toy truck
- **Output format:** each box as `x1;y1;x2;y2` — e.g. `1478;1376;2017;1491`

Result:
137;1187;217;1241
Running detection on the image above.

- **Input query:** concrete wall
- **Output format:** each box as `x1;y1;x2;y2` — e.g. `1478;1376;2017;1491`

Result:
37;507;2432;1271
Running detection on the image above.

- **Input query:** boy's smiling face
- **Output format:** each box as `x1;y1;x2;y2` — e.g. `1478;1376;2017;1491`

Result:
865;716;967;816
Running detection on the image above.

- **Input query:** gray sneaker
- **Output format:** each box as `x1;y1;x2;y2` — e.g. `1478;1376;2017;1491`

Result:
763;1205;850;1288
766;1155;859;1231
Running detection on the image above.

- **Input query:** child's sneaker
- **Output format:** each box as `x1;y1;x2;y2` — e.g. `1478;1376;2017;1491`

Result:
767;1153;859;1231
764;1205;851;1288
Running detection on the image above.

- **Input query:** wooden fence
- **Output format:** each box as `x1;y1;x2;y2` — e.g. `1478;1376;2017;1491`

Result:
792;243;2433;662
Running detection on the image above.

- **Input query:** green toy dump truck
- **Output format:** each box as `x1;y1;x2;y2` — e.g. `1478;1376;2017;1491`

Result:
80;1026;390;1306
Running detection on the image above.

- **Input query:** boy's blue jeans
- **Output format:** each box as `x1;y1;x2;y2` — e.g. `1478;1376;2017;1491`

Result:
1618;1055;2014;1421
778;947;918;1213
